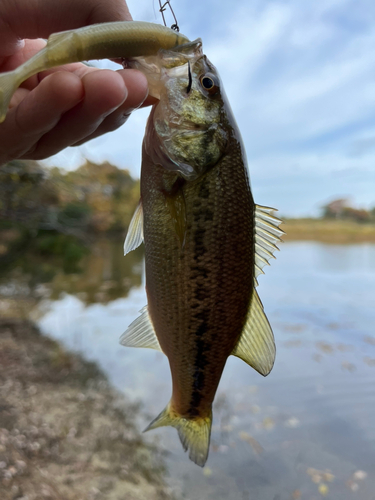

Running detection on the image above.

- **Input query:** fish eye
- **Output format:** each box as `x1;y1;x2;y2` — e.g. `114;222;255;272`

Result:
201;77;214;89
200;74;219;94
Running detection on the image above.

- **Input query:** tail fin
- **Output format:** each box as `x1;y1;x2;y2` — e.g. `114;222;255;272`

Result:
144;402;212;467
0;70;18;122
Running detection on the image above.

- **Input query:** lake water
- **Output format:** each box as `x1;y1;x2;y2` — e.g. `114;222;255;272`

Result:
5;241;375;499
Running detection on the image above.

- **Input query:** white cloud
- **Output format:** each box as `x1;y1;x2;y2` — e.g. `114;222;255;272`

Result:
206;0;375;151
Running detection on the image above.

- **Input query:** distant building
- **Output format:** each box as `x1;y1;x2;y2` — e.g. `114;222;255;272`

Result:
322;199;351;219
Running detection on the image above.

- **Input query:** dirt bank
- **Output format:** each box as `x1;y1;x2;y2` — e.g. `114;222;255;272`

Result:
0;319;174;500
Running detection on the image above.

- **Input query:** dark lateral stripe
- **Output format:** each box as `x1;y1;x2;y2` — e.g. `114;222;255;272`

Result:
189;370;205;414
188;183;212;415
190;265;209;279
198;183;210;199
193;226;207;261
189;314;209;414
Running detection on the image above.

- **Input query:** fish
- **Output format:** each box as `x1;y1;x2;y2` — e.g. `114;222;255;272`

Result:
122;39;283;467
0;21;189;122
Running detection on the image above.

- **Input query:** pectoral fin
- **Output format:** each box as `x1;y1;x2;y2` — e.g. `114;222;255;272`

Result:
124;200;144;255
164;177;186;248
120;305;162;352
165;183;187;248
232;289;275;376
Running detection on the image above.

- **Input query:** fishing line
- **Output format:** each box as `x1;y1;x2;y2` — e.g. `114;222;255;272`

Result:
158;0;180;31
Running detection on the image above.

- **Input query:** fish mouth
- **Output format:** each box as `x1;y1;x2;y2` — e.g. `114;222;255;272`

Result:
170;122;217;135
166;111;214;133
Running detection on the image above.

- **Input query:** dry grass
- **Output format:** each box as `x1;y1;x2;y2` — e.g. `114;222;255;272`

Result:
281;219;375;244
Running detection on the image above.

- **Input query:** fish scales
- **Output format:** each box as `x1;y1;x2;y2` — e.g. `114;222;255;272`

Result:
142;127;254;418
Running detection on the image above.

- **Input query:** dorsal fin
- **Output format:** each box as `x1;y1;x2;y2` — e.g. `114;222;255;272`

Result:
124;200;144;255
254;205;284;286
231;289;275;376
120;305;162;352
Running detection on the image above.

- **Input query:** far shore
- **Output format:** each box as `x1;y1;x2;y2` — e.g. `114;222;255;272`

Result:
282;218;375;243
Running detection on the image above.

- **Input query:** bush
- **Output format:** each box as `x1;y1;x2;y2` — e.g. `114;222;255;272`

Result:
57;203;91;228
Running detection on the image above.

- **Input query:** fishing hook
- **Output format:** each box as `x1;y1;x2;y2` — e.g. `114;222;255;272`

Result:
159;0;180;32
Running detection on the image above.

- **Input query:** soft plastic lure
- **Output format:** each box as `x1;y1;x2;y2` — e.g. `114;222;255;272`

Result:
0;21;189;122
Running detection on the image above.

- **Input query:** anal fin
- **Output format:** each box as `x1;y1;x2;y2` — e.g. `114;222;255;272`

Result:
120;305;162;352
232;289;275;376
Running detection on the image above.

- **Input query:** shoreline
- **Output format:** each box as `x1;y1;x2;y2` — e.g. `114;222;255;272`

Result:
281;219;375;243
0;319;174;500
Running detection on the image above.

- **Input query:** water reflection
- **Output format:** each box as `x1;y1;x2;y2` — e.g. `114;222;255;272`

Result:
0;238;143;317
45;238;144;304
3;242;375;499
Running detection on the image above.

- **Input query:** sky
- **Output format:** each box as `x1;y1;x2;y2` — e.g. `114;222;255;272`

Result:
43;0;375;217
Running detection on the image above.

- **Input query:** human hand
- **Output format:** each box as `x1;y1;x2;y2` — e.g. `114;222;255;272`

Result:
0;0;150;164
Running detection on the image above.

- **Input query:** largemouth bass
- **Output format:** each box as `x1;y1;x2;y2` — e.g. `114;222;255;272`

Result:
0;21;283;467
122;40;283;467
0;21;189;122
